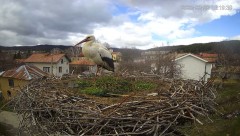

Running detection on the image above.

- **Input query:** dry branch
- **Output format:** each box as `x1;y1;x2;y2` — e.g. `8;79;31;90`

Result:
9;76;217;136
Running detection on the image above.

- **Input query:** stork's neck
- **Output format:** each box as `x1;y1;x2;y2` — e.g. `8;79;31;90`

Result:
84;40;95;47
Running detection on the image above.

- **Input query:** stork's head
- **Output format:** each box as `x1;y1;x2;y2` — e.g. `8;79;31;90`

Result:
75;35;95;46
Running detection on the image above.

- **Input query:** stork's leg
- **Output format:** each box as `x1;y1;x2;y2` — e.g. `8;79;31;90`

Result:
95;65;100;76
93;66;100;82
100;67;103;76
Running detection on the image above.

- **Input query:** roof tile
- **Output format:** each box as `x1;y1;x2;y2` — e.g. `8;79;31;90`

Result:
24;53;66;63
0;65;49;80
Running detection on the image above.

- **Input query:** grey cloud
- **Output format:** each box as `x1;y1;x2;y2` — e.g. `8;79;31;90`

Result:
120;0;192;18
0;0;113;46
120;0;239;22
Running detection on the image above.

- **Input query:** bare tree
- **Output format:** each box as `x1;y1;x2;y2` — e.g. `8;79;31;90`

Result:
214;44;240;80
64;46;81;59
119;60;151;74
0;52;16;71
118;52;181;78
152;53;182;78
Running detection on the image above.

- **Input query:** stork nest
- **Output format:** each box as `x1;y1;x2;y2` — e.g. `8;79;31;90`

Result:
9;76;217;136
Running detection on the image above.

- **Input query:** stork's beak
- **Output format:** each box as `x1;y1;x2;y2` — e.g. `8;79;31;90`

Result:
74;37;88;46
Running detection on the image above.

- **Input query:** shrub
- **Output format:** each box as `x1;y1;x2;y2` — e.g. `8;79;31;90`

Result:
77;76;158;96
134;81;157;91
77;79;93;89
81;87;107;97
95;76;133;94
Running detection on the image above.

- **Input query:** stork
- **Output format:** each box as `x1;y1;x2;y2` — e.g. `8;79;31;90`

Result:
74;35;114;76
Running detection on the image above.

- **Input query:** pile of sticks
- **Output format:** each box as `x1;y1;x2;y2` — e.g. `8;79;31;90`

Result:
11;77;217;136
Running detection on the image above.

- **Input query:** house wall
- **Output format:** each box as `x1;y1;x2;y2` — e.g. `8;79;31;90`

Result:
55;57;69;76
176;56;212;81
26;57;69;77
112;54;117;61
112;53;122;62
205;63;212;81
0;77;28;100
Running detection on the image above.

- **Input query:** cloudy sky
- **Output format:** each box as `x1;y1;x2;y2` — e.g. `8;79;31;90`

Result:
0;0;240;49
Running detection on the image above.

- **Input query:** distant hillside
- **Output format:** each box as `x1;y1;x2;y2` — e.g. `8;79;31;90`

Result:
111;48;142;61
0;40;239;59
149;40;240;54
0;45;71;51
0;45;142;61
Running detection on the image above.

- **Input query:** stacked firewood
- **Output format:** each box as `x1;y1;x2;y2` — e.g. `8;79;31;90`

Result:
11;77;217;136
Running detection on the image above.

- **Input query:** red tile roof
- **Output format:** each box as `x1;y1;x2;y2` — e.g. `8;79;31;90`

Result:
196;53;218;63
199;53;217;58
201;57;217;63
0;65;49;80
24;53;67;63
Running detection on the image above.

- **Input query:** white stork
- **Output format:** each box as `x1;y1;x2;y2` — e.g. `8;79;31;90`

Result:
74;35;114;75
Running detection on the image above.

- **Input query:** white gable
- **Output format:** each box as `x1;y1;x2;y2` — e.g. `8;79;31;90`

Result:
175;54;212;81
175;53;208;62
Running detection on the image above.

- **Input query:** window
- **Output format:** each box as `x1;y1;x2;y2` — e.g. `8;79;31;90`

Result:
43;67;50;73
7;90;11;97
61;59;63;64
59;67;62;73
8;79;14;87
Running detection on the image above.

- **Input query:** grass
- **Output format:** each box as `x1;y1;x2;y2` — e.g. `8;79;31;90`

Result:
77;76;158;97
181;79;240;136
134;81;158;91
182;117;240;136
80;87;107;96
217;83;240;113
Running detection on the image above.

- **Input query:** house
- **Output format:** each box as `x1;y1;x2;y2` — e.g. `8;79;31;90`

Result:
69;58;96;75
70;53;84;62
141;50;169;61
0;65;49;100
24;53;70;77
197;53;217;67
50;48;63;54
112;52;122;62
175;53;215;81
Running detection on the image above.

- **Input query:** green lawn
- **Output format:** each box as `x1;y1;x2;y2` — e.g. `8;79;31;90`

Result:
77;76;158;97
182;80;240;136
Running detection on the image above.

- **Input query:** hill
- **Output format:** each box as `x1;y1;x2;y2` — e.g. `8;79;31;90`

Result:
0;45;143;61
0;40;239;59
0;45;71;52
111;48;142;61
149;40;240;54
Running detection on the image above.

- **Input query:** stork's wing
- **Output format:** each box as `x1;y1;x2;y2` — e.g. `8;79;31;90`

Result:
98;47;114;72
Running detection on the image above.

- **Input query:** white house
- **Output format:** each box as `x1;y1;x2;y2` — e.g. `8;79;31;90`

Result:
175;53;214;81
24;53;70;77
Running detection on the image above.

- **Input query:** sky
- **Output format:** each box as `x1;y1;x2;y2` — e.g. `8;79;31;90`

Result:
0;0;240;49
